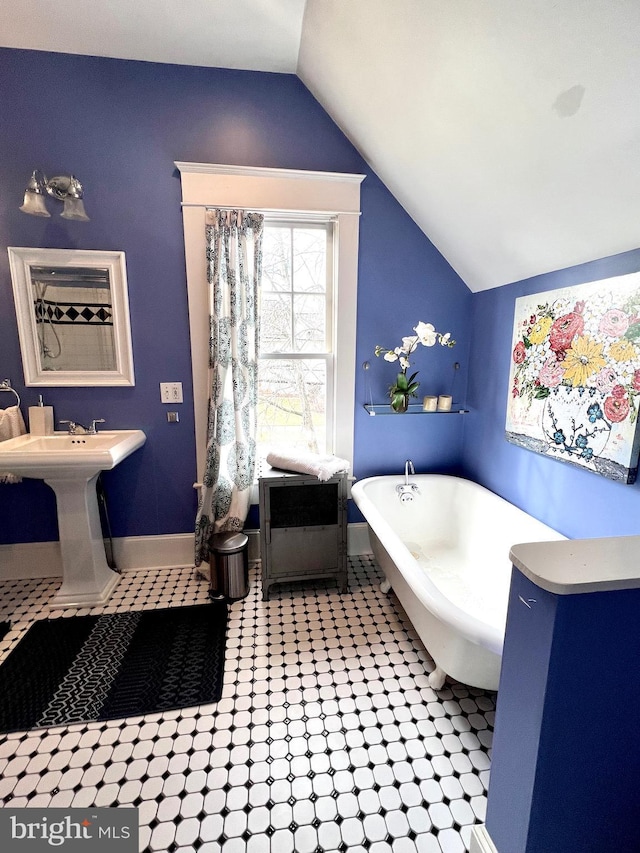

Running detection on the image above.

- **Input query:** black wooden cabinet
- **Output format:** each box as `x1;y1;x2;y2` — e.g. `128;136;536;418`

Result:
259;469;348;600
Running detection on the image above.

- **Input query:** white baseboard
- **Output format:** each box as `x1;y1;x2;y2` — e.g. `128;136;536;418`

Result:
0;540;64;579
0;523;373;580
112;533;196;572
470;825;498;853
348;522;372;556
0;533;197;580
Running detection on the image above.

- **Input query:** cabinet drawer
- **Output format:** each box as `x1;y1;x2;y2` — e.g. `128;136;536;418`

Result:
267;526;340;577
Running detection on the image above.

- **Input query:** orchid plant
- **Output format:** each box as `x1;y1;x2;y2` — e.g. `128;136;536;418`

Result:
375;322;456;411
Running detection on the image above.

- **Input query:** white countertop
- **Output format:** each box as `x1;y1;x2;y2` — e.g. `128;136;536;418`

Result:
510;536;640;595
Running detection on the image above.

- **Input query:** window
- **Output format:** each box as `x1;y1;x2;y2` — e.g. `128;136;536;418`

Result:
257;220;334;455
176;161;363;488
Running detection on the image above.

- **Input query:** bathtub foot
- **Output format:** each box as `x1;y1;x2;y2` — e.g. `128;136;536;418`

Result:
380;578;392;594
428;666;447;690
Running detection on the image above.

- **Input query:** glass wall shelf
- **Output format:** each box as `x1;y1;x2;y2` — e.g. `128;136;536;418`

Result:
363;403;469;416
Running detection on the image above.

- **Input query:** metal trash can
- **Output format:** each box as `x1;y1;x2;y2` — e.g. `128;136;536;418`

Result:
209;531;249;601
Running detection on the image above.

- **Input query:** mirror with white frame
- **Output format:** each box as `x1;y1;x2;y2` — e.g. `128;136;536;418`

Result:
8;247;135;386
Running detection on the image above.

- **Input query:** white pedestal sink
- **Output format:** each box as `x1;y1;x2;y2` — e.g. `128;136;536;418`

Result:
0;430;146;608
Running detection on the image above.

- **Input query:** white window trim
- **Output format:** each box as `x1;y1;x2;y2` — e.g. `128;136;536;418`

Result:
175;162;364;488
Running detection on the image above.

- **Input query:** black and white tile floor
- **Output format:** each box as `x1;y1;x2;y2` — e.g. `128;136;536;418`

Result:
0;556;494;853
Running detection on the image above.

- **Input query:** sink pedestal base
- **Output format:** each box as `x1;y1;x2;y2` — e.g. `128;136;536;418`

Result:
45;472;121;609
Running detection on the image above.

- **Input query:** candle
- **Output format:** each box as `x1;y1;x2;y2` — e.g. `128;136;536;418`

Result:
437;395;453;412
422;396;438;412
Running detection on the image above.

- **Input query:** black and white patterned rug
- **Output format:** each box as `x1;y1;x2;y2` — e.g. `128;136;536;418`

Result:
0;603;227;733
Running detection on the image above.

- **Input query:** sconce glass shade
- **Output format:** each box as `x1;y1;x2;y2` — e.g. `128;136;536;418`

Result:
61;196;90;221
20;169;89;221
19;189;51;217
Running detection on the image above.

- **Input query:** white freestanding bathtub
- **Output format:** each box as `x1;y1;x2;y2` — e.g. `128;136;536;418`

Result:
351;474;565;690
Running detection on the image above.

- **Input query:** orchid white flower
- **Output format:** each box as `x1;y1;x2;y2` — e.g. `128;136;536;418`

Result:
414;321;437;347
374;321;456;401
401;335;419;354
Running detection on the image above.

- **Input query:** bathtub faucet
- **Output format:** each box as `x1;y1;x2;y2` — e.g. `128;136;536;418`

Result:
397;460;419;501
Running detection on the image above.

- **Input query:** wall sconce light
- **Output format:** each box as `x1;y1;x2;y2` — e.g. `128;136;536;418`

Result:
19;169;90;221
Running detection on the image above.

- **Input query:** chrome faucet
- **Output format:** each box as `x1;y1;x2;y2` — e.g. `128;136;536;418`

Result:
404;459;415;486
397;459;419;501
59;418;105;435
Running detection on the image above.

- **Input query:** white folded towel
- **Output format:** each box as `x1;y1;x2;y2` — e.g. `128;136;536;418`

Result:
266;450;350;482
0;405;27;484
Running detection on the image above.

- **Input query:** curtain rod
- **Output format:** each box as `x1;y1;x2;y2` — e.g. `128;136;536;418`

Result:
180;202;361;217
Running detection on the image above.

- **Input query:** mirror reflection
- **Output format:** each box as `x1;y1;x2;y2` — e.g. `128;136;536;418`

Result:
31;265;117;372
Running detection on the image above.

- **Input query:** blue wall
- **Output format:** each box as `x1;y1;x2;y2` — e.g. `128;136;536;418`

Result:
5;48;638;550
354;177;471;480
462;248;640;539
0;47;470;546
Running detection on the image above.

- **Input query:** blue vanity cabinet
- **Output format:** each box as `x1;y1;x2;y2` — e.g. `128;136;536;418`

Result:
483;539;640;853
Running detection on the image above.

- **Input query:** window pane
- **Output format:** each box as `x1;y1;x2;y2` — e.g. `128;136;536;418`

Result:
260;291;292;351
261;227;291;293
293;228;326;293
257;358;327;454
293;293;326;352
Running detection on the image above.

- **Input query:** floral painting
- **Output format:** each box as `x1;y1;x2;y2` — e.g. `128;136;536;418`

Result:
505;271;640;483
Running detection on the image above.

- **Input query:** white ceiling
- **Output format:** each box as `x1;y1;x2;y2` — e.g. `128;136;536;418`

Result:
0;0;306;72
299;0;640;291
2;0;639;291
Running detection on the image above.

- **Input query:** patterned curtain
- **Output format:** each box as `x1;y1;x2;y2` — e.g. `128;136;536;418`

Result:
195;209;264;566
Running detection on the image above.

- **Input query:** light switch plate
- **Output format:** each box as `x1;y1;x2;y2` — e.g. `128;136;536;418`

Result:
160;382;183;403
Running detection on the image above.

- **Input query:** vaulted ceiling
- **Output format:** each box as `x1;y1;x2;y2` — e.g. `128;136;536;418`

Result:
1;0;639;291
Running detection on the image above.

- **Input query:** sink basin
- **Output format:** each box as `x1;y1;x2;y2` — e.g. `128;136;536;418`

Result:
0;429;146;609
0;430;146;478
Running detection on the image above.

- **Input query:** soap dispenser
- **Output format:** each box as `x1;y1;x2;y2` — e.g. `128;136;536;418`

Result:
29;395;54;435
